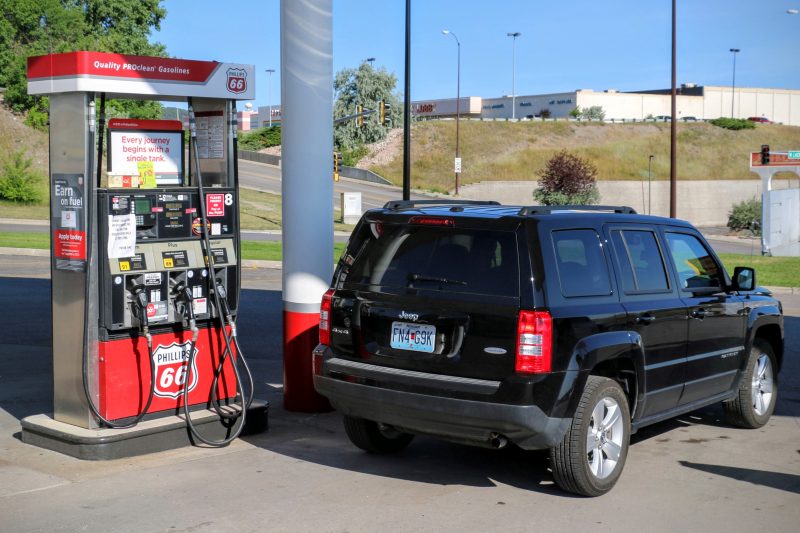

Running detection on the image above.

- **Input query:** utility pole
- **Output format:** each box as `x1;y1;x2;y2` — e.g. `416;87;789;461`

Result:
507;32;521;119
729;48;740;118
669;0;677;218
265;68;275;127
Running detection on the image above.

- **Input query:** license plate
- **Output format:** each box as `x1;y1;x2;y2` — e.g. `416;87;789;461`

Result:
390;321;436;353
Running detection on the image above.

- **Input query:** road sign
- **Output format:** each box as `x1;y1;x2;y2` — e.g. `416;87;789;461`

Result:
789;151;800;159
454;157;462;173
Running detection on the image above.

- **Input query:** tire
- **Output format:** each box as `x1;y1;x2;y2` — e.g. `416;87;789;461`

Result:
343;416;414;454
550;376;631;497
724;340;778;429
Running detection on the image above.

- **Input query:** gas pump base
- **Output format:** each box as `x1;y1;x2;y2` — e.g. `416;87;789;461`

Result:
20;400;269;460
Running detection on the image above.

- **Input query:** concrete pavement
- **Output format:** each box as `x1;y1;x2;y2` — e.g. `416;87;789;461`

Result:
0;254;798;532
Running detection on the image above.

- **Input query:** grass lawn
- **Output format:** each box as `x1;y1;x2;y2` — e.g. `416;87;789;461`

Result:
0;232;347;262
1;189;355;233
718;253;800;289
0;232;795;287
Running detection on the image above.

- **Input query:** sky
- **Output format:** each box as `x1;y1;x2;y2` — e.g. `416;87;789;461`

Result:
153;0;800;110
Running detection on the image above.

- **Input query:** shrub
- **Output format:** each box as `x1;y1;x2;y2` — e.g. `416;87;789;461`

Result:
24;107;49;132
342;145;369;166
238;126;281;150
709;118;755;130
534;150;599;205
582;106;606;121
569;107;581;118
538;108;551;119
727;198;762;235
0;151;42;204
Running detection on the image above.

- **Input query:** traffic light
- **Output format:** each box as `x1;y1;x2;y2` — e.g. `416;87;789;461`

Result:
333;151;342;181
379;100;392;125
357;105;364;127
761;144;770;165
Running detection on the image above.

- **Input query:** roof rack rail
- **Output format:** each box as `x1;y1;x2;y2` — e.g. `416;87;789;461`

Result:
517;205;638;216
384;199;501;210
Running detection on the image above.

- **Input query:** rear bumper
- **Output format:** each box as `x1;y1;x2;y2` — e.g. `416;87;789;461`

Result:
312;348;570;450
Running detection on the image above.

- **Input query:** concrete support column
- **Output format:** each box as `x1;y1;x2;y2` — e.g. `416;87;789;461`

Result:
280;0;333;412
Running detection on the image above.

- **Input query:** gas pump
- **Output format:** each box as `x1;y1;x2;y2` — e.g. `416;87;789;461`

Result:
21;52;267;459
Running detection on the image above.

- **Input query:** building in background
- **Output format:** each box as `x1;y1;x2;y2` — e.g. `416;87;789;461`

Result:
412;85;800;125
256;105;282;127
237;109;258;132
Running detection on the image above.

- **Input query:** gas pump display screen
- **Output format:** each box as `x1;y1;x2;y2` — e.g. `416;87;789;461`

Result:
134;199;151;215
157;193;193;239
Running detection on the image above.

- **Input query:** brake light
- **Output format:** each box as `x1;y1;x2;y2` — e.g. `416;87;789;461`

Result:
319;289;334;345
515;310;552;374
408;216;455;227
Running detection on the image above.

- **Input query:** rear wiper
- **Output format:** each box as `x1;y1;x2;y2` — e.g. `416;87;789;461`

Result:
408;273;467;286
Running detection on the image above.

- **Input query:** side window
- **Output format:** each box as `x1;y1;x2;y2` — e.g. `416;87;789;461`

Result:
612;230;669;293
664;232;722;290
552;229;612;297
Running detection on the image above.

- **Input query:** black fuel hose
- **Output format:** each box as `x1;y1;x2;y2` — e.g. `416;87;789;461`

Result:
180;102;250;446
82;288;157;429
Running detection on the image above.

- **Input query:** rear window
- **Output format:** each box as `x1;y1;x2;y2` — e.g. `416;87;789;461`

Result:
342;223;519;297
552;229;612;297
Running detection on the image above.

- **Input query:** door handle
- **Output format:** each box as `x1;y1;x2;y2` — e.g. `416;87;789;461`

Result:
635;314;656;325
691;308;707;319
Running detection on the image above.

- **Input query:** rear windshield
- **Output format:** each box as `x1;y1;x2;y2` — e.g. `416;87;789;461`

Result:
341;223;520;297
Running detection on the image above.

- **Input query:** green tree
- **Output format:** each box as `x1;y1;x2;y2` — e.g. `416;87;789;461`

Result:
333;61;401;151
0;0;167;122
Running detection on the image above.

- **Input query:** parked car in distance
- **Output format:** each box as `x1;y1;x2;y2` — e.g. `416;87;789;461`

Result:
681;116;698;122
653;115;672;122
748;116;772;123
313;201;784;497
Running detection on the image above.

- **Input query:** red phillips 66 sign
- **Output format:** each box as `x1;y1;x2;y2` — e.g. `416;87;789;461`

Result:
226;68;247;94
152;341;199;399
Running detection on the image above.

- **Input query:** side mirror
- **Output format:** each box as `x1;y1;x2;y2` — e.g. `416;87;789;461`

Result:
732;266;756;292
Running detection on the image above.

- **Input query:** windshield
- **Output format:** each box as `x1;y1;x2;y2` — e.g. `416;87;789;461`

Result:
342;223;520;297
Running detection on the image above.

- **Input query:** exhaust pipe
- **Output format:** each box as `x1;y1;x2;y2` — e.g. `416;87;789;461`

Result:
489;432;508;449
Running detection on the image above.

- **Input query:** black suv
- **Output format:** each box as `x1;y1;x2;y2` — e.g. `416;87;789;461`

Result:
313;201;784;496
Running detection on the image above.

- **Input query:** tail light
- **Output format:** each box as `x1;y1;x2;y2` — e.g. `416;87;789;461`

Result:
516;310;552;374
319;289;335;346
408;216;455;227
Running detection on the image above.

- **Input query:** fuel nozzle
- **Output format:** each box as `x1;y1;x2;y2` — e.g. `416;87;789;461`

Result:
214;278;236;337
130;285;152;346
171;279;197;329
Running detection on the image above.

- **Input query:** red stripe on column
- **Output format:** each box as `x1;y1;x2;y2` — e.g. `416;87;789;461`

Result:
283;310;331;412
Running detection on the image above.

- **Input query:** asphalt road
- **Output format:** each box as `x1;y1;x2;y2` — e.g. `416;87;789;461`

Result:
238;159;433;211
0;255;798;531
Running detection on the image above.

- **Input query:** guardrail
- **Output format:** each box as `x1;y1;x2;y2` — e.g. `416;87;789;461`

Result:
237;150;392;185
238;150;282;166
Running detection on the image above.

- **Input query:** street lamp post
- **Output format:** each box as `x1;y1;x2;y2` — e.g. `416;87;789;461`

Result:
265;68;276;127
507;32;521;119
365;57;376;66
729;48;740;118
442;29;461;195
648;155;654;215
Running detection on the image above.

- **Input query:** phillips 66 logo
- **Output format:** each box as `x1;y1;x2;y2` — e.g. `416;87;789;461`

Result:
152;341;199;399
226;68;247;94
